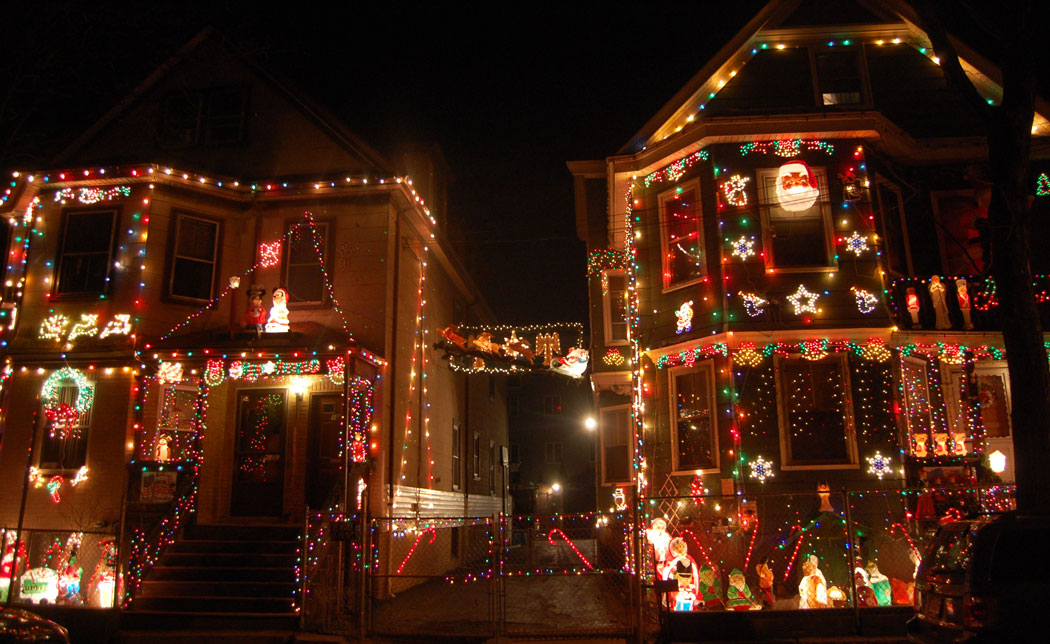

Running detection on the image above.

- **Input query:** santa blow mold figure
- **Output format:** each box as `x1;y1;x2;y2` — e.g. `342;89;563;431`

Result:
775;161;820;212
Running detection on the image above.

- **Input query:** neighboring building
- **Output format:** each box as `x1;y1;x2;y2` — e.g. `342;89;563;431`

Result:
508;373;595;515
0;29;506;617
569;0;1050;514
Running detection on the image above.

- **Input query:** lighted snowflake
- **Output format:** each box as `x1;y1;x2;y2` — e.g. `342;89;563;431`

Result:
851;287;879;314
844;231;869;256
675;300;694;334
722;175;751;206
866;452;892;479
749;456;775;483
731;236;755;260
739;292;768;317
786;285;821;315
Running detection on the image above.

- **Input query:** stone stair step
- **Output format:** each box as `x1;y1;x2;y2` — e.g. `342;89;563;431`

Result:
138;579;298;598
131;594;297;613
147;565;296;582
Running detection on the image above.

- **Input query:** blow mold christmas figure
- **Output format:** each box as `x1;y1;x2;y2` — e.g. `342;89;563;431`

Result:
726;568;761;610
775;161;820;211
755;559;775;608
646;518;672;572
1;532;27;602
697;564;724;609
265;287;290;333
798;560;828;609
242;286;267;332
867;562;892;606
664;537;699;611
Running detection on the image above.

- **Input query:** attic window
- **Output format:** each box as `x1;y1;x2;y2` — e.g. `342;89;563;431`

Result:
159;87;249;146
816;50;863;106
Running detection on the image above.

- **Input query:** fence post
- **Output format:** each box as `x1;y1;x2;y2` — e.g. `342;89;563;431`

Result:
843;489;860;631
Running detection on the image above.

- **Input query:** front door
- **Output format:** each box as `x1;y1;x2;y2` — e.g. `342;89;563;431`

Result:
231;389;286;517
306;394;342;510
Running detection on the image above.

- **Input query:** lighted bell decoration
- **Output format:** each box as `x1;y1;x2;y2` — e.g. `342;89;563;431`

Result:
775;161;819;211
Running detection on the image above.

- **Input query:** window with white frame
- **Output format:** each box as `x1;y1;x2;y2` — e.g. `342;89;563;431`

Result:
284;220;330;304
169;212;219;301
603;270;629;345
775;353;857;468
901;356;935;455
659;182;706;289
600;405;631;484
815;48;864;106
670;362;718;472
54;210;118;297
758;166;834;269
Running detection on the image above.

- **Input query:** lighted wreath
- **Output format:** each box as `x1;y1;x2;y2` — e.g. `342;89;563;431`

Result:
42;367;94;415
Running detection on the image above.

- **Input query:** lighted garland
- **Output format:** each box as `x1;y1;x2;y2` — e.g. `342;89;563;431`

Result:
348;376;374;463
643;149;709;187
586;249;629;279
53;186;130;205
738;139;834;157
42;368;94;414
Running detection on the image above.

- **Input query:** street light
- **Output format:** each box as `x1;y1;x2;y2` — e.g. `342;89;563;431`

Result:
552;482;561;493
584;417;597;431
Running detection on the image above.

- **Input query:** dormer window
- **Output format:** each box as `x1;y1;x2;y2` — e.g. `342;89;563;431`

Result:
815;49;865;106
159;87;249;146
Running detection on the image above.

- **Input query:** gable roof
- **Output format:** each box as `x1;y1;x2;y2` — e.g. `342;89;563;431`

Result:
55;27;396;174
621;0;1050;154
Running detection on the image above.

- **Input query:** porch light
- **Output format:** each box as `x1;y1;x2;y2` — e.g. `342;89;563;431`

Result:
988;450;1007;474
289;376;309;400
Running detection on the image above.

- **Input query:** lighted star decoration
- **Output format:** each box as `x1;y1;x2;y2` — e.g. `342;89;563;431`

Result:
503;330;522;358
851;287;879;314
866;452;892;479
730;236;755;260
739;292;768;317
749;456;775;483
675;300;694;334
721;175;750;206
844;231;869;256
786;285;821;316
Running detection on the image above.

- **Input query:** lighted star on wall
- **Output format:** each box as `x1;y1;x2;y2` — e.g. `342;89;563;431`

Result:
786;285;821;315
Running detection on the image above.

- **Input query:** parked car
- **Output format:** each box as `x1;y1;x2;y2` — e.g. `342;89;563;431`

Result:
0;608;69;643
908;512;1050;643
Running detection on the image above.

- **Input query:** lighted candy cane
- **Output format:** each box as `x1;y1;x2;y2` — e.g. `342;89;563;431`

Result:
396;528;436;575
783;528;807;581
889;522;917;553
547;528;593;570
678;529;715;568
743;516;759;573
47;475;64;503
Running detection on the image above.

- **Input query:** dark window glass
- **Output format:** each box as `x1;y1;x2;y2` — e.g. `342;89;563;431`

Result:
817;50;863;105
877;181;910;276
760;168;832;268
602;407;630;483
662;188;705;287
204;88;248;144
674;368;716;470
606;272;628;342
452;421;461;490
285;222;328;303
781;358;852;464
39;385;91;469
159;87;248;146
171;215;218;301
56;211;116;295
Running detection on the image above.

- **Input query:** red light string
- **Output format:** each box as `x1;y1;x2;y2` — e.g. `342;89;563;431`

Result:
395;528;437;575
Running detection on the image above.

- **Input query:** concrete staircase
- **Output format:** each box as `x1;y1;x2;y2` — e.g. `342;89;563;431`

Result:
121;523;301;633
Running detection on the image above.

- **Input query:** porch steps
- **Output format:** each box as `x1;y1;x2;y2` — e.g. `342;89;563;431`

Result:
122;523;301;632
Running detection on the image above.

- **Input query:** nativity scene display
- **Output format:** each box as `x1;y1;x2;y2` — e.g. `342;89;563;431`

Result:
644;483;923;612
435;323;589;378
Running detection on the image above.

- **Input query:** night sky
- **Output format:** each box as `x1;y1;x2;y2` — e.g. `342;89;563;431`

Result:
2;2;767;327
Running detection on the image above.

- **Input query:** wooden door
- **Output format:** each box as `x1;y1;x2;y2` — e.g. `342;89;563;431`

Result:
306;394;343;510
230;389;286;516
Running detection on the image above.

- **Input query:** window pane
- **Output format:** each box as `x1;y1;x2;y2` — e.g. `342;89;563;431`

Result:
782;360;851;463
286;224;327;303
39;385;91;469
176;217;217;260
761;170;831;268
63;212;115;253
816;50;862;105
602;408;631;482
675;369;716;470
607;272;628;342
172;257;215;300
57;254;110;294
663;188;704;286
57;211;115;295
877;182;909;275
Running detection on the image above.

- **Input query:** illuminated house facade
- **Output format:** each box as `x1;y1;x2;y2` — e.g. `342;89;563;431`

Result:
0;30;506;615
570;0;1050;513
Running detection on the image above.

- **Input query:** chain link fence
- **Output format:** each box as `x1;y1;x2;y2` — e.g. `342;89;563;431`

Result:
1;528;119;608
